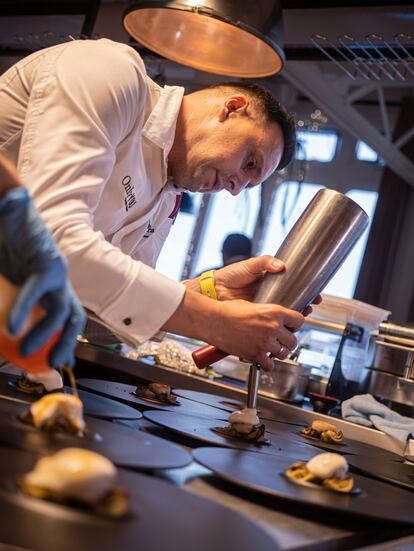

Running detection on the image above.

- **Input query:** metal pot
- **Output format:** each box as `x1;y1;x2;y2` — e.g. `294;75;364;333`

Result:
306;372;328;396
371;341;413;378
259;358;310;402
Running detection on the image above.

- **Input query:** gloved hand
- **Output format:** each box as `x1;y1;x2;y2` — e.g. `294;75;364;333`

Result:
0;187;85;368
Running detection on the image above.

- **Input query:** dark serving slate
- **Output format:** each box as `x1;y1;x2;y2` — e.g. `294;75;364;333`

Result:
0;372;141;420
0;397;190;470
144;410;320;461
0;446;278;551
77;379;226;419
193;447;414;526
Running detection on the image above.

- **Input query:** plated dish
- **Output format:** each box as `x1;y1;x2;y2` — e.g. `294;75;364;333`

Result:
284;452;357;494
20;447;130;518
300;420;344;444
213;407;269;445
19;392;87;437
10;370;64;395
134;383;180;405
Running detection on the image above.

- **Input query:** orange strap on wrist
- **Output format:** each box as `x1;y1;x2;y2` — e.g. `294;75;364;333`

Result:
199;270;218;300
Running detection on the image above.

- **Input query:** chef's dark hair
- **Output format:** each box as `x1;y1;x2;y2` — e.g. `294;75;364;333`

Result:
209;81;296;171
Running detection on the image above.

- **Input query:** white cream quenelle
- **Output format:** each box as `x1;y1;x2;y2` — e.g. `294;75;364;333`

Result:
27;370;63;391
30;393;85;433
23;448;117;504
306;453;349;480
228;408;260;434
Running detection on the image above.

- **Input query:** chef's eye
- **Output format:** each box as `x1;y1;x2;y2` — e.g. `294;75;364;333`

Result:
246;159;256;171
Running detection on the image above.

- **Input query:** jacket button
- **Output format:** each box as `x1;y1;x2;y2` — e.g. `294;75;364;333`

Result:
123;317;132;326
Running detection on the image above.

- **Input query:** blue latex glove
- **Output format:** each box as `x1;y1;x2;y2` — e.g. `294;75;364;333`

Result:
0;187;85;367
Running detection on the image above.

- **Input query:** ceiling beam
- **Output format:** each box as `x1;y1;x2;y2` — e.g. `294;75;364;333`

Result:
283;61;414;187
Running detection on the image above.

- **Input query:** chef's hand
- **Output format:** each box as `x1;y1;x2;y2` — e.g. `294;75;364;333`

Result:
0;185;85;367
214;255;284;300
183;256;283;300
162;291;304;371
184;255;322;316
211;299;304;370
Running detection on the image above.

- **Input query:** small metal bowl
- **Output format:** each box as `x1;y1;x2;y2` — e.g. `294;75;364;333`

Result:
259;358;310;402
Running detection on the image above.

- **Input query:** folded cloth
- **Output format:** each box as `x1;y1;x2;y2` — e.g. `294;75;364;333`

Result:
341;394;414;446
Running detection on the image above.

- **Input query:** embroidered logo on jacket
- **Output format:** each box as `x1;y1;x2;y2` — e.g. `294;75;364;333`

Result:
143;221;155;239
122;175;137;211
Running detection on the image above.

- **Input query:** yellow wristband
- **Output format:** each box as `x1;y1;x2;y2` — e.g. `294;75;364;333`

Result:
199;270;218;300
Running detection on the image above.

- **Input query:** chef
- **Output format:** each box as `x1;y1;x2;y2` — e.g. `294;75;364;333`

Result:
0;38;305;371
0;154;85;367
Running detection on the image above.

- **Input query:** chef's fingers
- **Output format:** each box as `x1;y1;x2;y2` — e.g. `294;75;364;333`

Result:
303;305;313;317
277;307;304;332
275;327;298;351
256;352;274;371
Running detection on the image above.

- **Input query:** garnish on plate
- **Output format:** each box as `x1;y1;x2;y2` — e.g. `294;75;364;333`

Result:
284;452;356;494
300;420;344;444
134;383;179;405
11;370;64;395
213;408;269;445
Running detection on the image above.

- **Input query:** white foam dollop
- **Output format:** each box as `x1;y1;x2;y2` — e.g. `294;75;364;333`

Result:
228;408;260;433
23;448;116;503
27;370;63;391
30;393;85;432
306;453;348;480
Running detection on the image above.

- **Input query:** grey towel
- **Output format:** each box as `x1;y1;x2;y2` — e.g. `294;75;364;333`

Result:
342;393;414;446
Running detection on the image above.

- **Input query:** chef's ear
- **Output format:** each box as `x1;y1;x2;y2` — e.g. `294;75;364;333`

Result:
217;95;249;122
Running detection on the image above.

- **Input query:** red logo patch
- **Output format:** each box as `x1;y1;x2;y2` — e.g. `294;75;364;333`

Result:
168;193;182;223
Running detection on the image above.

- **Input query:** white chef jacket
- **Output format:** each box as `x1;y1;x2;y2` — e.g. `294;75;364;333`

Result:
0;38;186;346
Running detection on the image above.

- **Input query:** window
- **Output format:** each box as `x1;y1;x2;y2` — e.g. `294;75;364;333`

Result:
193;186;261;276
323;189;378;298
259;182;378;299
156;193;202;281
296;130;339;162
356;140;380;163
259;182;324;256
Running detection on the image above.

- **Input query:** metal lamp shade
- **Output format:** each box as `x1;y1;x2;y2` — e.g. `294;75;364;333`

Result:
123;1;285;78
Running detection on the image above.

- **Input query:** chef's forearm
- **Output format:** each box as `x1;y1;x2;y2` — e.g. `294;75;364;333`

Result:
161;289;219;343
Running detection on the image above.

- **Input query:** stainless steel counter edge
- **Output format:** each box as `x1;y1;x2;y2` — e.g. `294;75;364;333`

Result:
75;343;404;456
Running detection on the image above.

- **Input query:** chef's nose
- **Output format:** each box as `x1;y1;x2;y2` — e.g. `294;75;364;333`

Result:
229;176;249;196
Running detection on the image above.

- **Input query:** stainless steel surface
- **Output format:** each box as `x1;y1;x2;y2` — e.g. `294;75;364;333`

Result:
305;317;347;334
254;189;369;312
368;369;414;408
379;322;414;343
367;322;414;404
373;340;414;378
306;372;328;396
246;364;260;409
259;358;309;401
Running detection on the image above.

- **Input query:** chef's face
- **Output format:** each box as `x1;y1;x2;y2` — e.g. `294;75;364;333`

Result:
169;94;284;195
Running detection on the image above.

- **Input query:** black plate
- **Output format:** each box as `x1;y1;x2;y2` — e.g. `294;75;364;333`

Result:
293;428;402;460
0;398;190;470
173;389;306;426
0;373;141;420
65;388;142;420
0;446;277;551
144;410;320;460
193;447;414;526
77;379;226;418
348;455;414;492
173;389;244;411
